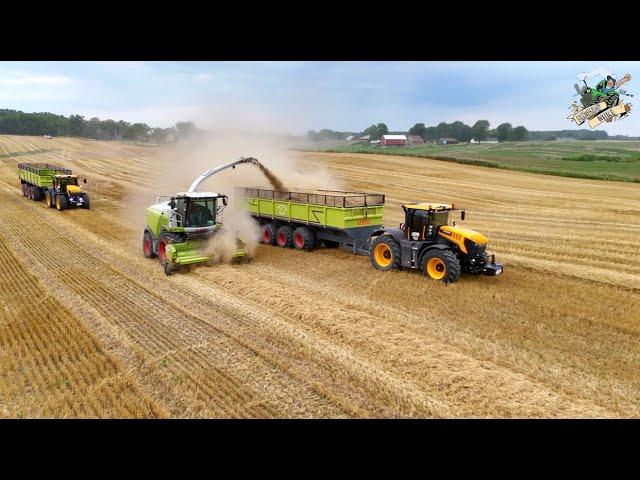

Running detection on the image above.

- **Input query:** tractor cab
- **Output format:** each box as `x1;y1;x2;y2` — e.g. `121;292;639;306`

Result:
166;192;228;230
401;203;463;241
53;174;79;193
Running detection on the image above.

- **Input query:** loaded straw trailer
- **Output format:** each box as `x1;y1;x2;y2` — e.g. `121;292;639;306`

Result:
18;163;89;210
239;187;385;253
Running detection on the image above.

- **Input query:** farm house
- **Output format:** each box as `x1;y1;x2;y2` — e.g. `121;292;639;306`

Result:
380;134;407;146
407;135;424;145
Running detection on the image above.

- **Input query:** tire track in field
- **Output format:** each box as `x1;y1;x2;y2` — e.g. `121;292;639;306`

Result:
0;233;163;418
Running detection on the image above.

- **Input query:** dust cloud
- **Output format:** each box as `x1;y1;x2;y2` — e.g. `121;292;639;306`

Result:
122;125;340;262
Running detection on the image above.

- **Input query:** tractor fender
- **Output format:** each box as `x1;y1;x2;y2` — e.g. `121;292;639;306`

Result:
417;243;453;263
369;227;405;243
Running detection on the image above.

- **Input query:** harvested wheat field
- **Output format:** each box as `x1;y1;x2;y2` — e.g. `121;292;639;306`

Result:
0;134;639;418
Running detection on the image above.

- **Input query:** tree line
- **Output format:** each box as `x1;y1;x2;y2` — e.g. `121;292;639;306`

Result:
307;122;636;143
0;109;200;143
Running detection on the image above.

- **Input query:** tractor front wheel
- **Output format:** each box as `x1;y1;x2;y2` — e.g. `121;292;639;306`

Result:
276;225;294;248
420;249;461;284
370;235;401;271
55;195;68;211
143;231;156;258
82;193;90;209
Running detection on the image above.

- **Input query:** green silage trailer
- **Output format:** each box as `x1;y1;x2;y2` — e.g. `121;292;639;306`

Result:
18;163;90;210
238;187;386;253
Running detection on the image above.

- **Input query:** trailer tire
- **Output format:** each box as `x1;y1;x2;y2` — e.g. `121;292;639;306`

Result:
27;185;34;200
143;231;156;258
261;223;277;245
276;225;294;248
33;188;43;202
370;235;401;271
55;195;68;211
420;249;461;284
293;226;317;250
21;183;27;197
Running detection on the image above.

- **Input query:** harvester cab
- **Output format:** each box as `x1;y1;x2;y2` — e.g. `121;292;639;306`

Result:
166;192;228;230
369;202;503;283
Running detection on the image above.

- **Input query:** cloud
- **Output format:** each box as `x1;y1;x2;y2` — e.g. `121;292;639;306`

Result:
194;73;212;81
0;73;73;86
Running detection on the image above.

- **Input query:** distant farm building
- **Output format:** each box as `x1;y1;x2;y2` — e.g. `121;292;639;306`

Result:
381;134;407;147
407;135;425;145
438;137;460;145
370;140;381;145
357;135;370;141
470;138;499;144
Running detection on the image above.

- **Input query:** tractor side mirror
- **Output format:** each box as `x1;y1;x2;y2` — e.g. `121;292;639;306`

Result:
169;199;176;209
222;196;228;206
461;210;466;221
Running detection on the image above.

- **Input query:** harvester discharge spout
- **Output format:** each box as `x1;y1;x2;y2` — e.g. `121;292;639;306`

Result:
188;156;261;193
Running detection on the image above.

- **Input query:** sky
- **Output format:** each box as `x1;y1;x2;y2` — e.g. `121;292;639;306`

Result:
1;61;639;135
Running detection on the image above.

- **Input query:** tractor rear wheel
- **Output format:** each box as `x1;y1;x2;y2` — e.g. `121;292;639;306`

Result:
370;235;401;271
47;192;55;208
261;223;277;245
143;231;156;258
293;226;317;250
276;225;294;248
420;249;461;284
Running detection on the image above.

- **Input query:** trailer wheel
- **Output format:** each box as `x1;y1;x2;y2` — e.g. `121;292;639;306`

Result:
370;235;401;271
33;188;43;202
261;223;277;245
276;225;294;248
27;185;34;200
293;226;317;250
420;249;461;284
143;231;156;258
21;183;27;197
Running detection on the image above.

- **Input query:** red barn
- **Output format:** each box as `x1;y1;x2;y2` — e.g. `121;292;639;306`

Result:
380;134;407;146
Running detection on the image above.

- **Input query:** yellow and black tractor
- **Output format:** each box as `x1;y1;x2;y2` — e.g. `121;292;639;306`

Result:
369;202;502;283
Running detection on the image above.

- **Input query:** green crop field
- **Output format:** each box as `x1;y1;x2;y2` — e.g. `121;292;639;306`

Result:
298;141;640;182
